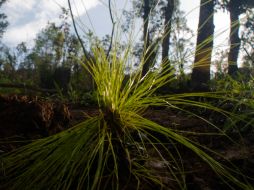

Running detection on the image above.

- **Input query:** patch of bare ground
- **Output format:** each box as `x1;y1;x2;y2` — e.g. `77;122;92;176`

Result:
0;95;253;189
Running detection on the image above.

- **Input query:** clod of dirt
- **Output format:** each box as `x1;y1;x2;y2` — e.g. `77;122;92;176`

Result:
0;95;70;151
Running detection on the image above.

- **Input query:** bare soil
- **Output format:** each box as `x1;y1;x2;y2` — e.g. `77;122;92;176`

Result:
0;95;253;189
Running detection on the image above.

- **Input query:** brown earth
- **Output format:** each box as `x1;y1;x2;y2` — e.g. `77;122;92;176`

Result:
0;95;253;189
0;95;70;152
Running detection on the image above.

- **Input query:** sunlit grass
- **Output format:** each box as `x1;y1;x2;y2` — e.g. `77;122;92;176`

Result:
0;0;253;189
1;42;252;189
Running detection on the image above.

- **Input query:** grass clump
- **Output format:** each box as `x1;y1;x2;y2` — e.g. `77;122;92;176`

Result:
0;43;253;190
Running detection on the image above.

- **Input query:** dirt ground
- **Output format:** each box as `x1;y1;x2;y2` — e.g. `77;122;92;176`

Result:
0;95;253;189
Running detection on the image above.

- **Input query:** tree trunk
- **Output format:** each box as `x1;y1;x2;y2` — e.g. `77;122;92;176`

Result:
161;0;175;70
228;4;240;76
191;0;215;91
142;0;151;77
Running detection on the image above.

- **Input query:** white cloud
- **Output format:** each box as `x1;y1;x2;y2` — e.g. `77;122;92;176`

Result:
55;0;101;17
4;0;36;11
3;0;36;26
2;0;101;47
3;21;44;46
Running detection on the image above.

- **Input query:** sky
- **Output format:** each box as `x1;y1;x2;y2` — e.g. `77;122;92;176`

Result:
2;0;101;47
1;0;230;50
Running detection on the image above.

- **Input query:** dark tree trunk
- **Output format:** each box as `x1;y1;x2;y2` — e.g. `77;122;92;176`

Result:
191;0;215;91
53;67;71;94
142;0;151;77
161;0;175;70
228;3;240;76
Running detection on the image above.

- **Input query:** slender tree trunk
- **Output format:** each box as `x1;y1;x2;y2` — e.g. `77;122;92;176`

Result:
142;0;151;77
228;4;240;76
191;0;215;91
161;0;175;70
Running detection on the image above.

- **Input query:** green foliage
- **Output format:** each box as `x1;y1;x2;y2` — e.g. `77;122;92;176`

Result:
212;71;254;99
211;72;254;132
0;78;21;94
0;14;85;93
0;0;8;39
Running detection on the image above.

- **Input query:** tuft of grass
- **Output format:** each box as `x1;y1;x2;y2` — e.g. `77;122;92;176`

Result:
1;0;253;188
0;44;253;190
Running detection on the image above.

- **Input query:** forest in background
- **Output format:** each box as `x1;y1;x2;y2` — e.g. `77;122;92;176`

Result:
0;0;253;99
